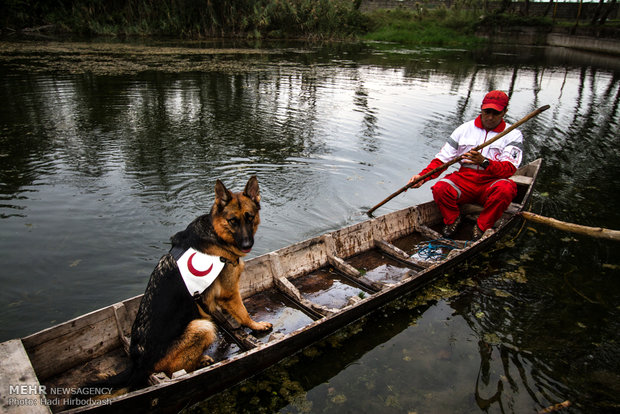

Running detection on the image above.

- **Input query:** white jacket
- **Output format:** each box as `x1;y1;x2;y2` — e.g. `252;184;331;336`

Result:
436;117;523;170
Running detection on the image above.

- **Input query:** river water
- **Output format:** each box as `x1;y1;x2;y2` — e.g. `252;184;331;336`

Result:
1;40;619;413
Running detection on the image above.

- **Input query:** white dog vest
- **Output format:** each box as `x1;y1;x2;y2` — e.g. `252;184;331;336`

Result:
175;247;226;297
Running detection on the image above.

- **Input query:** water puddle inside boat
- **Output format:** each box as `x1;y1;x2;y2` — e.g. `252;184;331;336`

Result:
243;289;315;343
347;250;412;284
292;267;371;309
205;329;242;362
391;234;427;256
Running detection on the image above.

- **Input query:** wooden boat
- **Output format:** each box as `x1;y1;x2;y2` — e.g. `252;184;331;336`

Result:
0;159;542;414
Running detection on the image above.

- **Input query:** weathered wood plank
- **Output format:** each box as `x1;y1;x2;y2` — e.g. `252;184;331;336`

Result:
171;370;187;379
327;255;383;292
112;304;131;355
0;339;51;413
270;253;329;316
415;201;444;228
241;254;274;298
267;253;286;281
373;239;428;273
273;276;332;318
270;252;336;316
511;174;533;186
327;254;360;279
42;347;129;411
330;220;376;258
268;237;329;280
209;310;260;350
22;307;121;381
149;373;168;385
273;276;302;302
417;225;468;249
372;207;419;242
374;239;411;262
505;202;522;214
121;295;142;323
417;225;443;242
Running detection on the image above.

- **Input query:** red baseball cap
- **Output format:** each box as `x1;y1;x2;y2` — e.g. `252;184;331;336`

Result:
481;90;509;111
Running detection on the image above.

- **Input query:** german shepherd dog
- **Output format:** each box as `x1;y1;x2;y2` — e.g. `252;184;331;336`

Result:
75;176;272;397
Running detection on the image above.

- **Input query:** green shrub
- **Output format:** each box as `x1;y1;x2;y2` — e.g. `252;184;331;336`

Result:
363;8;482;47
2;0;367;39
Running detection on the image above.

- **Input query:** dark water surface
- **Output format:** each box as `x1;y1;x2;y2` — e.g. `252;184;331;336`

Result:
1;40;619;413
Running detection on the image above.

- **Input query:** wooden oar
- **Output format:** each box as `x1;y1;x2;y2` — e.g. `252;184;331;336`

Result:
520;211;620;241
366;104;551;216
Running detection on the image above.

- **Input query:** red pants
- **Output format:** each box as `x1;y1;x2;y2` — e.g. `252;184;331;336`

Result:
431;169;517;231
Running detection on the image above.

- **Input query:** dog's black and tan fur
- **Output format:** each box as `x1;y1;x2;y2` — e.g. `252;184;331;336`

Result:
77;176;272;394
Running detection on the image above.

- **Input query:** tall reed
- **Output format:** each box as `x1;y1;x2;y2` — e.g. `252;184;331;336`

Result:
2;0;367;38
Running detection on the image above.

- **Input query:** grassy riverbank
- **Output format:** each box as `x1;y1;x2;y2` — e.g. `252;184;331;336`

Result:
3;0;603;47
2;0;484;46
362;8;486;47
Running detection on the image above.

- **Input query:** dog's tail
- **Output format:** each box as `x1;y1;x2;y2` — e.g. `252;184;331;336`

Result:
67;364;149;408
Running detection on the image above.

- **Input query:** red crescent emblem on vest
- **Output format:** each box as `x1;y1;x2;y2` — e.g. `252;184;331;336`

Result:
187;252;213;277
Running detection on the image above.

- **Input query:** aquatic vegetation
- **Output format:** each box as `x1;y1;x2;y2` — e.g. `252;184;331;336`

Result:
302;346;320;358
0;41;275;75
492;288;512;298
500;268;528;284
330;393;347;404
483;332;501;345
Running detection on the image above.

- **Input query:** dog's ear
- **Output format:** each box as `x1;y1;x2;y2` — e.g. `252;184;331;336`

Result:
243;176;261;205
214;179;233;208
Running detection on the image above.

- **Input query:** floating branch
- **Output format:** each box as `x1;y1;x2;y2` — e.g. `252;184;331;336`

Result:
521;212;620;242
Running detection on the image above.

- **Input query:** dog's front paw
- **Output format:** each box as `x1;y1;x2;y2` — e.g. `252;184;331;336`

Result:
250;321;273;332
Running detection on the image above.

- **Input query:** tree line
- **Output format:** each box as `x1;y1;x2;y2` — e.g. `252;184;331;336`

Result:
1;0;617;39
0;0;366;38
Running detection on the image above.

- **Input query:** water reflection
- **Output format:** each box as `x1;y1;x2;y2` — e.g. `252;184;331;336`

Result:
1;41;619;413
448;238;620;413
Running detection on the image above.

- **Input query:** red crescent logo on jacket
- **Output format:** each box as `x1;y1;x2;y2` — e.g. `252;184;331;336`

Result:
187;252;213;277
176;248;225;295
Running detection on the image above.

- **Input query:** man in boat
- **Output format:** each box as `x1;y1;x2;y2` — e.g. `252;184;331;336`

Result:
408;90;523;240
